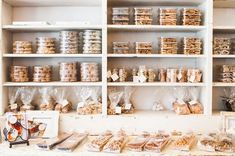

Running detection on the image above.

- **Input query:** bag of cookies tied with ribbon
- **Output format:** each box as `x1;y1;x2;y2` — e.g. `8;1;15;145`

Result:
76;87;102;115
53;87;72;113
20;87;36;111
221;87;235;111
7;87;20;112
38;87;55;111
188;87;203;114
172;87;190;115
119;87;135;114
108;90;124;115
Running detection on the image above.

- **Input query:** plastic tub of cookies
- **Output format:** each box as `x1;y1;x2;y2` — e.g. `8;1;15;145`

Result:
183;48;201;55
134;15;153;20
160;48;177;54
112;21;129;25
159;8;177;14
13;41;33;54
33;65;52;82
160;43;178;49
60;31;79;54
182;19;201;26
135;42;152;49
135;20;153;25
80;62;99;82
112;7;129;15
36;37;56;54
112;15;129;21
59;62;77;82
10;66;29;82
134;8;153;15
113;42;130;49
160;37;177;43
159;19;177;25
83;30;102;54
182;8;201;15
160;14;177;20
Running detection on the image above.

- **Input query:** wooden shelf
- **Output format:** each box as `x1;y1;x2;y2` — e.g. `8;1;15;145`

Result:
108;82;205;87
214;0;235;8
3;0;102;7
2;25;102;32
108;54;206;58
108;25;206;32
3;82;102;87
3;54;102;58
213;26;235;33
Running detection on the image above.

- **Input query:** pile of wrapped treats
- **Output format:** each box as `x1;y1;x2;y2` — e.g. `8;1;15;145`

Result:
112;8;202;26
7;87;102;114
218;65;235;83
112;37;202;55
35;130;234;154
213;37;233;55
10;62;99;82
12;30;101;54
108;66;202;83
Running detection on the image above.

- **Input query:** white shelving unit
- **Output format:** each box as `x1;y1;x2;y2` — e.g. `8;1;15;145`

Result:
1;0;227;136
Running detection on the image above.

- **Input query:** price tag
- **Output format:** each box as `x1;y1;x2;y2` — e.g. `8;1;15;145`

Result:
111;73;119;81
61;99;69;107
189;75;195;83
177;73;182;80
133;76;139;83
115;106;122;114
125;104;132;110
10;103;18;110
139;75;147;83
77;102;85;108
188;100;198;105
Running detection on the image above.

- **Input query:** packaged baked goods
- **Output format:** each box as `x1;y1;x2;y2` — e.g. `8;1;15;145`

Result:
119;68;127;82
177;68;187;82
137;66;148;83
182;8;201;26
160;37;178;54
112;8;130;25
127;136;149;152
120;87;135;114
183;37;202;55
7;87;20;112
77;87;102;115
158;68;167;82
172;87;191;115
187;69;202;83
188;87;203;114
107;69;112;82
38;87;54;111
134;8;153;25
53;87;72;113
86;131;113;152
59;62;77;82
60;31;79;54
167;68;178;82
80;62;99;82
20;87;36;111
13;41;32;54
36;37;56;54
10;66;29;82
33;65;52;82
222;87;235;111
173;134;196;151
213;38;231;55
147;69;156;82
135;42;153;54
159;8;177;26
112;42;129;54
83;30;102;54
144;133;170;152
215;134;234;153
103;130;127;153
198;135;217;152
152;88;165;111
108;91;123;115
111;68;119;82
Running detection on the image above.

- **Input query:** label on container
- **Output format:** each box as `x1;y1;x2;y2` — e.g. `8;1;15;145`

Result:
133;76;139;83
61;99;69;107
115;106;122;114
189;75;196;83
77;102;85;108
125;104;132;110
111;73;119;81
188;100;198;105
139;75;147;83
177;73;182;80
10;103;18;110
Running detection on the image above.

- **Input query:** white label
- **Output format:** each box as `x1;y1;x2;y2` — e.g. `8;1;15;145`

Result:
115;106;122;114
10;103;18;109
107;71;112;78
77;102;85;108
111;73;119;81
133;76;139;83
177;99;186;105
139;75;147;83
125;104;132;110
177;73;182;80
61;99;69;107
189;75;195;82
188;100;198;105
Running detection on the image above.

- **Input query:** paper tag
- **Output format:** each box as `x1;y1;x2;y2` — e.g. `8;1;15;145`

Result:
77;102;85;108
111;73;119;81
189;75;195;82
115;106;122;114
107;70;112;78
139;75;147;83
177;73;182;80
125;104;132;110
10;103;18;109
133;76;139;83
61;99;69;107
177;99;186;105
188;100;198;105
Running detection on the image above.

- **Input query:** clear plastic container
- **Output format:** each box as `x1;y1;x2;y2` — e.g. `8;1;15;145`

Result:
60;31;79;54
135;20;152;25
134;8;153;15
112;7;129;15
80;62;99;82
159;8;177;14
59;62;77;82
159;19;177;25
36;37;56;54
83;30;102;54
13;41;32;54
33;65;52;82
10;66;29;82
135;42;152;49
